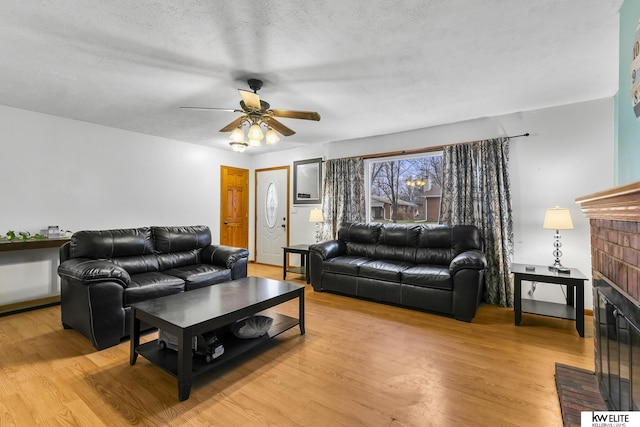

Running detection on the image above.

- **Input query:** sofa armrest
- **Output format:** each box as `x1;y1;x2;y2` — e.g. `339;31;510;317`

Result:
309;240;345;261
58;258;131;287
450;250;486;322
201;245;249;280
308;240;346;290
449;249;487;275
201;245;249;268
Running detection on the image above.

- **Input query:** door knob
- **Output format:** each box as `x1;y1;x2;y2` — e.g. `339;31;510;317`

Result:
224;221;228;224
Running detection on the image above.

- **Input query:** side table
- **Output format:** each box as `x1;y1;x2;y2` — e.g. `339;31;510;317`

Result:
511;263;588;337
283;244;310;284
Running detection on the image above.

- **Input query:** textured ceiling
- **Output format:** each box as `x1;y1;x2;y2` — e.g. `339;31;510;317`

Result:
0;0;623;153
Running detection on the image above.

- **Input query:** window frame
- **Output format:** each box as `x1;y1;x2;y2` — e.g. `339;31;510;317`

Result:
364;150;443;224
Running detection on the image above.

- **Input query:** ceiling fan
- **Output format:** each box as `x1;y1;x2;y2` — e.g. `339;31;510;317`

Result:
181;79;321;150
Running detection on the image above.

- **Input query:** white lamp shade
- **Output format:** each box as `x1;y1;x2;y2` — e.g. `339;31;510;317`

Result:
248;138;262;147
309;209;324;223
230;126;244;142
248;123;264;140
265;128;280;145
543;207;574;230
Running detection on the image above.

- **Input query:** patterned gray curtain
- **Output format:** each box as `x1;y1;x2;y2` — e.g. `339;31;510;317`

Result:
439;138;514;307
320;157;366;240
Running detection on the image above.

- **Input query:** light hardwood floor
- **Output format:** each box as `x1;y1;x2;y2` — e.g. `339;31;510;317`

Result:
0;264;593;426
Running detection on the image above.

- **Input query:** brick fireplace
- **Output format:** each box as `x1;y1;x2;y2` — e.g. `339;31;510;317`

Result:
576;181;640;410
577;181;640;302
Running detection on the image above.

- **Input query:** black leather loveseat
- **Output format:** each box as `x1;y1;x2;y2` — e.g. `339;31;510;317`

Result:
57;225;249;350
308;222;487;322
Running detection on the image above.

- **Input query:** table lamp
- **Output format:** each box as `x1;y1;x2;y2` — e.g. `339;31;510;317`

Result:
309;209;324;243
542;206;573;269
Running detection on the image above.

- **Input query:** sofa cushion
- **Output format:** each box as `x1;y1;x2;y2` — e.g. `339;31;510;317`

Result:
152;226;212;253
70;227;154;259
164;264;232;291
359;260;413;283
414;248;456;266
111;254;159;275
345;242;377;258
373;244;417;263
124;272;185;305
451;225;483;253
379;224;421;246
338;222;382;244
323;256;372;276
401;265;453;290
157;250;200;271
415;225;456;265
417;225;454;248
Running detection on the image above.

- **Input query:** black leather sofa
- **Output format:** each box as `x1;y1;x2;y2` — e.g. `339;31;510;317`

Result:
57;225;249;350
308;222;487;322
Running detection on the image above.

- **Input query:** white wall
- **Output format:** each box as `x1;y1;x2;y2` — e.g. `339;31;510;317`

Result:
253;98;614;309
0;104;250;305
509;99;614;309
250;145;325;258
0;97;614;309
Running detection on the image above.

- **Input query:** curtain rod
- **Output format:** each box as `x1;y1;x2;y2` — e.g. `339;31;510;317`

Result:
356;132;530;160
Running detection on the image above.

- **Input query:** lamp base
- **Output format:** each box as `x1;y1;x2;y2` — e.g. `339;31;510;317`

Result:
549;229;569;272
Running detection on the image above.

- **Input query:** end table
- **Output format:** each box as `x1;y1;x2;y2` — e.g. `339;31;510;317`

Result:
282;244;310;284
511;263;588;337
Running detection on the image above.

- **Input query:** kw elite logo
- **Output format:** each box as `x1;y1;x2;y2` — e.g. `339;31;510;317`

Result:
581;411;638;427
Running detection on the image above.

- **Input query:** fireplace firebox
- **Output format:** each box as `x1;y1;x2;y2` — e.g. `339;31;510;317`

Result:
594;279;640;410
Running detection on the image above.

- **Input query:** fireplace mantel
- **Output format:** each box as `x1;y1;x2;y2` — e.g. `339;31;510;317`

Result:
575;181;640;221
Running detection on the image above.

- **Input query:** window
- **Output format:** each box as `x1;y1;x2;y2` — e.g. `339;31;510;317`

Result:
366;152;442;224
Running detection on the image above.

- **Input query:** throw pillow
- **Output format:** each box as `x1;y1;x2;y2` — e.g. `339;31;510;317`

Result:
231;315;273;339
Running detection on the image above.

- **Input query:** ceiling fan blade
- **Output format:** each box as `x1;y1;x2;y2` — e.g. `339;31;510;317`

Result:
267;118;296;136
239;89;261;110
270;109;321;121
219;116;246;133
180;106;238;112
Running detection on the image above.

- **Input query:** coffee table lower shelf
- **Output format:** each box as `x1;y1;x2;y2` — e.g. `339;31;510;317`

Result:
136;312;298;378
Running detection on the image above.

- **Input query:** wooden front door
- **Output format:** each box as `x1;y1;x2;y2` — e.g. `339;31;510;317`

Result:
220;166;249;249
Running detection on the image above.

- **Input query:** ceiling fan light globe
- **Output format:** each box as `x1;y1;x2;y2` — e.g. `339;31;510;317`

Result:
265;129;280;145
230;127;244;142
229;141;247;153
248;123;264;140
249;137;262;147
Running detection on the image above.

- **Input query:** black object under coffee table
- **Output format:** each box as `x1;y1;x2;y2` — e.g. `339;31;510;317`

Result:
129;276;305;401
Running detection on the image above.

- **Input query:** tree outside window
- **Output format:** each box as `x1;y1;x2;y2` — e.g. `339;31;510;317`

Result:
368;154;442;223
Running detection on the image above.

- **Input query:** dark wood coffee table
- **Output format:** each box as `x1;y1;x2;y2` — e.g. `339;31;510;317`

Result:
129;276;305;401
